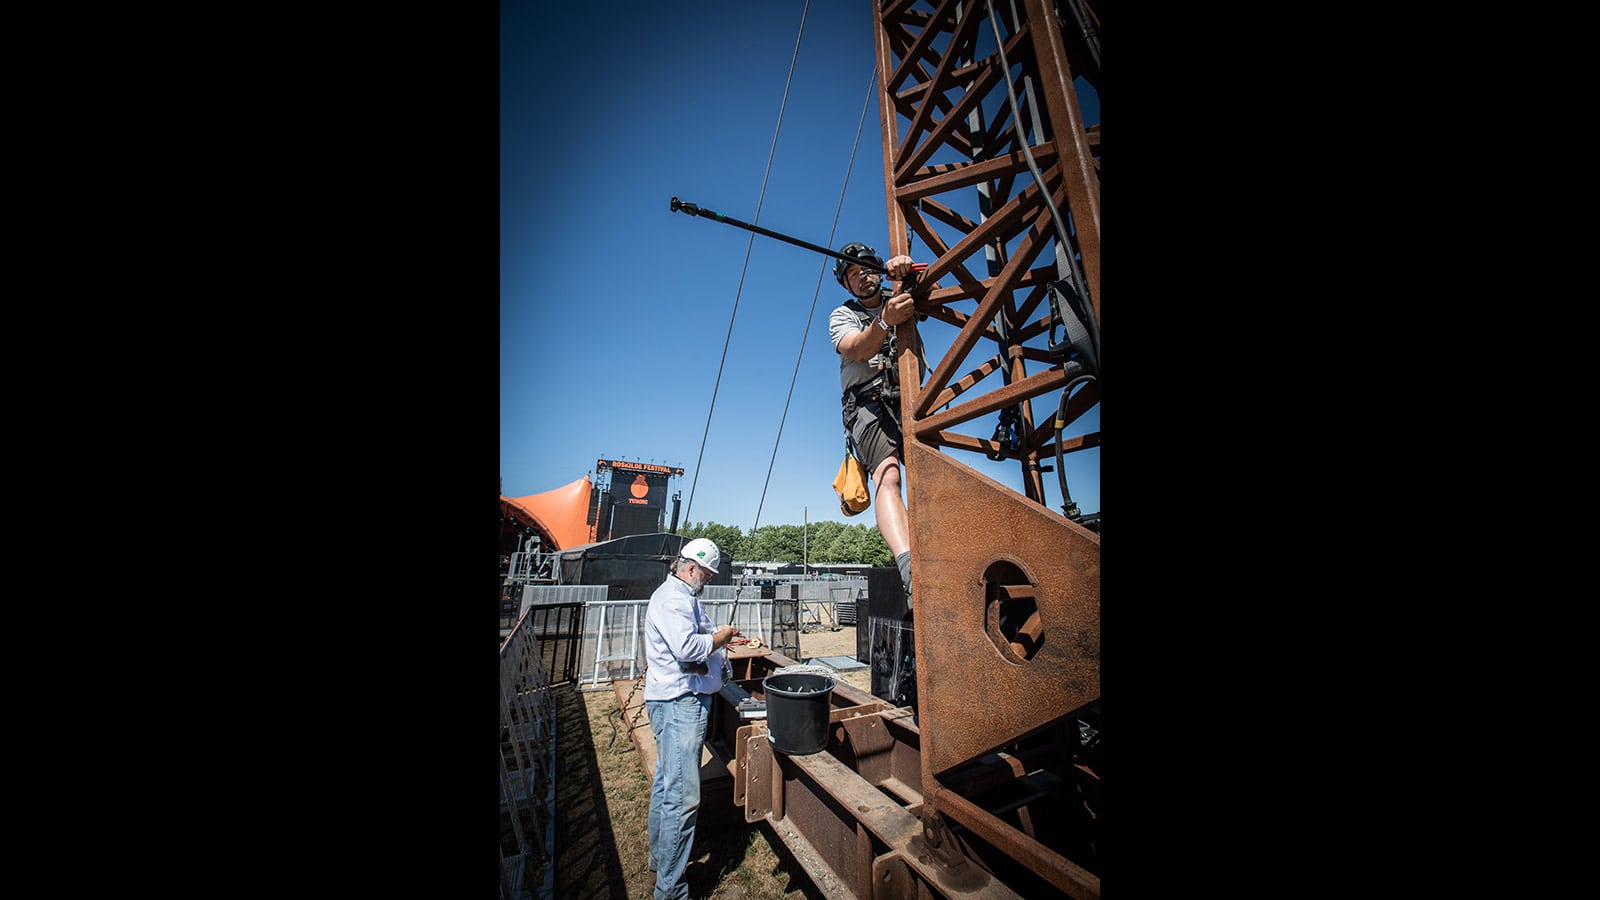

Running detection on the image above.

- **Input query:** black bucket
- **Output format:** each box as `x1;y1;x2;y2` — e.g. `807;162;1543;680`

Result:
763;672;835;755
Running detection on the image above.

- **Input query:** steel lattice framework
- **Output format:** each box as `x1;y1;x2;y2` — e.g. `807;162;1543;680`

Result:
874;0;1102;894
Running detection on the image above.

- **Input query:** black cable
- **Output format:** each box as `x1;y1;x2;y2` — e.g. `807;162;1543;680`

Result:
1054;373;1096;519
1060;0;1101;72
988;0;1076;277
989;0;1101;377
990;0;1100;521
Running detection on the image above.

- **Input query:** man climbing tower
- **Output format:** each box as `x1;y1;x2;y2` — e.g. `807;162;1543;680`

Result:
828;241;918;602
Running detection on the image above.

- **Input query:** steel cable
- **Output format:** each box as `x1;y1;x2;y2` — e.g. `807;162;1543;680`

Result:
682;0;812;528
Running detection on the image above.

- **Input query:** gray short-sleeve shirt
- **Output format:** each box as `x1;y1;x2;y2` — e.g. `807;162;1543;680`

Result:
829;301;892;393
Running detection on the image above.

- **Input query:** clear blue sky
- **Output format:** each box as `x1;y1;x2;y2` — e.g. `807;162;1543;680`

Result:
500;0;1099;532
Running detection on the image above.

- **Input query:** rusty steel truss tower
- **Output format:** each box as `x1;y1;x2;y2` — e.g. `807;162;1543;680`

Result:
874;0;1102;894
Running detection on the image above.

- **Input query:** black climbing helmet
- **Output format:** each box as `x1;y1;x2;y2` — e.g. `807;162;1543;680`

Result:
833;242;883;287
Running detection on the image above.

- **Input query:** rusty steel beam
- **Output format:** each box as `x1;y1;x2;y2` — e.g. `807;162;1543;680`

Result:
712;650;1098;897
936;784;1101;899
746;728;1031;900
918;362;1072;435
1022;0;1100;319
722;671;1101;897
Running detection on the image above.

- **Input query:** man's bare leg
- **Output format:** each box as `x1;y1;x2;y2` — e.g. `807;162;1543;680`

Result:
873;456;912;598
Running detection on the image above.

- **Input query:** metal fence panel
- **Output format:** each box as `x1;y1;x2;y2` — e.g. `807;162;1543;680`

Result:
573;598;799;689
499;618;557;900
522;584;608;609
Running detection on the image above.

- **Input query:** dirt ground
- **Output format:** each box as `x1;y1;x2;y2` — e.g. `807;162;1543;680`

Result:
792;624;870;692
550;625;872;899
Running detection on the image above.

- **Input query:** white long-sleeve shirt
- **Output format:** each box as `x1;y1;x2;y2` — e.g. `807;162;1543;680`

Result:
642;574;728;701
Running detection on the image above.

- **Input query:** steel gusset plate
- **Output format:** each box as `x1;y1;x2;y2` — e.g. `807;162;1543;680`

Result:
907;443;1099;775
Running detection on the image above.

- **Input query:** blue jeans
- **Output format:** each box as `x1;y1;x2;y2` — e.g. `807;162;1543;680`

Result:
646;692;710;900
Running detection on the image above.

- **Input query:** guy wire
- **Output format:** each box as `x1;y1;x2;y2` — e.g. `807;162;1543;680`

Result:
681;0;812;528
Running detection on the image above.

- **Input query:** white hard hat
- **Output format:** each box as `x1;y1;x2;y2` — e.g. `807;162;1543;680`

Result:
679;537;721;574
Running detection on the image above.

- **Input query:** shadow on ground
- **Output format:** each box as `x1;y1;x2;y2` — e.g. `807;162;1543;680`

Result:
683;826;828;900
551;684;629;899
553;680;833;899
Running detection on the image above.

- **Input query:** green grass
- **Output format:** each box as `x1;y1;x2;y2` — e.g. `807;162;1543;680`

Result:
563;686;826;899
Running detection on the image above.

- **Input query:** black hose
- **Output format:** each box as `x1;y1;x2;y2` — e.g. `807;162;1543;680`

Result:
1054;373;1097;518
987;0;1101;378
1060;0;1101;73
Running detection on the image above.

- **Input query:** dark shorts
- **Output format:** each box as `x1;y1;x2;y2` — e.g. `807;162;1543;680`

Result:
848;401;902;480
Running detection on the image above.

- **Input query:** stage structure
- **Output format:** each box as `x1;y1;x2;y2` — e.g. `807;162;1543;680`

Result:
590;459;684;542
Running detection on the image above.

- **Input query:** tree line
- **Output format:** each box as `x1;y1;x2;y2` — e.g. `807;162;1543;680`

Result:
675;520;893;567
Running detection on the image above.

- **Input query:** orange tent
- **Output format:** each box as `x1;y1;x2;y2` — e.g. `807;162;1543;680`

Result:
501;474;594;551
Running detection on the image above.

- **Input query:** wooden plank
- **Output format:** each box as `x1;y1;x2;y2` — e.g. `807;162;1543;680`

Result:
613;679;657;775
612;679;733;787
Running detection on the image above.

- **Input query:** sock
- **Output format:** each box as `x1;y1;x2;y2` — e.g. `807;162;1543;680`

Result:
895;551;912;592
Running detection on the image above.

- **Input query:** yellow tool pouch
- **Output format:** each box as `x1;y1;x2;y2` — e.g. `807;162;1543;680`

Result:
833;449;870;516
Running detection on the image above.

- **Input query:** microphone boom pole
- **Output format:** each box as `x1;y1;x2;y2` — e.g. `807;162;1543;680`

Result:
669;197;891;275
